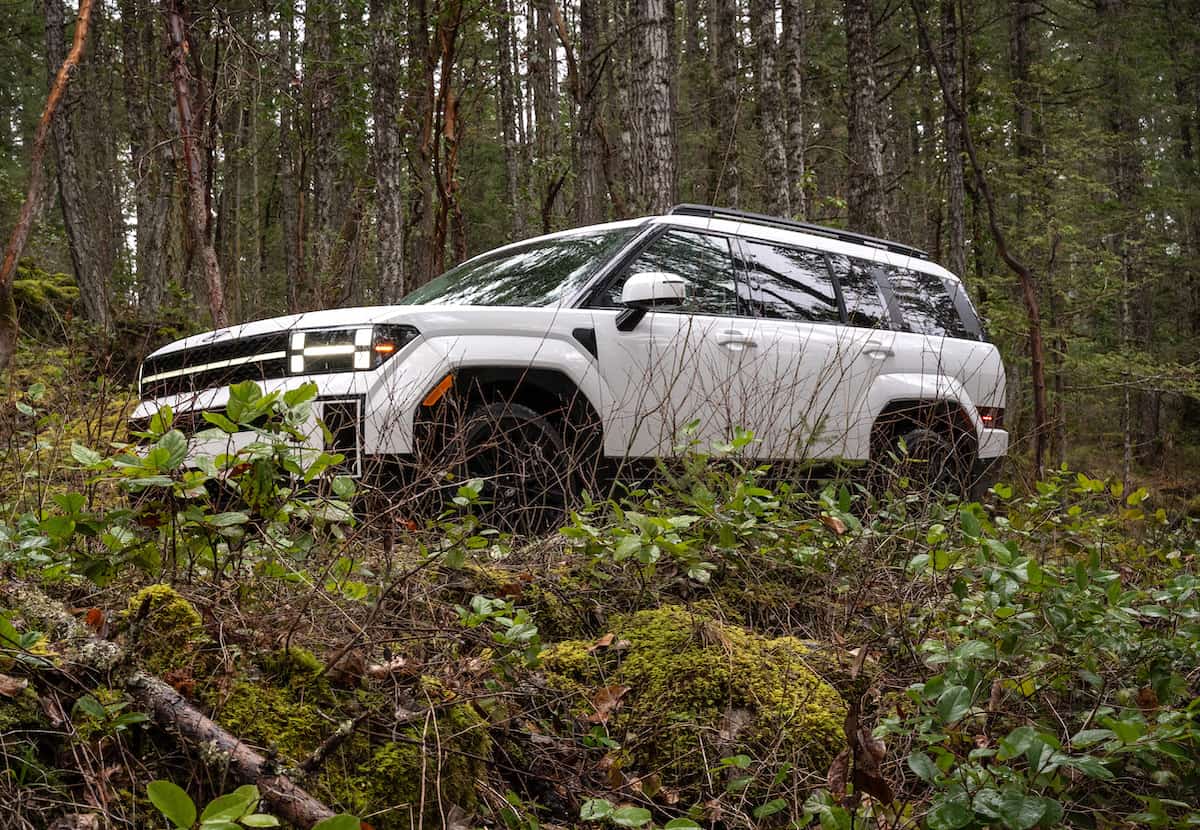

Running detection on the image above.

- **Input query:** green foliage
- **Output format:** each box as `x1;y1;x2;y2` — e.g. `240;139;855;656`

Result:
146;781;288;829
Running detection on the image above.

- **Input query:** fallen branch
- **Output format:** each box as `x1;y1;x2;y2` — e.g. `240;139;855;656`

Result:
2;584;336;828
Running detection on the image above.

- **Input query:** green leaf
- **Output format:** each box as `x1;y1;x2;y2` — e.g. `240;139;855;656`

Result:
753;799;789;819
611;807;653;827
200;785;259;822
959;507;981;538
202;411;240;433
664;820;702;830
74;694;107;720
580;799;614;821
908;751;939;783
312;816;361;830
1070;728;1115;747
993;789;1047;830
926;798;973;830
240;815;281;827
936;685;972;724
147;780;197;830
149;406;175;436
1065;755;1113;780
155;430;189;470
997;726;1040;761
71;442;102;466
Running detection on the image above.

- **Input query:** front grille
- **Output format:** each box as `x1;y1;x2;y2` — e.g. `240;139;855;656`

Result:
141;332;291;398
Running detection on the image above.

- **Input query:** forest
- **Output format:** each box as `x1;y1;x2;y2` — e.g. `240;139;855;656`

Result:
0;0;1199;827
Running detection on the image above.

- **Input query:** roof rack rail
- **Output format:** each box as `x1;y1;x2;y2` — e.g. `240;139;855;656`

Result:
667;203;930;260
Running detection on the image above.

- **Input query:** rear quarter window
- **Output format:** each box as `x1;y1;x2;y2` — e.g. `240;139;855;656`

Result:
828;254;889;329
883;265;980;340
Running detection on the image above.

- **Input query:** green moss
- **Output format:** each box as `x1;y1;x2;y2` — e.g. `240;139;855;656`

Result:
122;584;208;675
261;647;326;691
345;702;491;829
542;605;845;794
216;680;328;763
0;684;43;732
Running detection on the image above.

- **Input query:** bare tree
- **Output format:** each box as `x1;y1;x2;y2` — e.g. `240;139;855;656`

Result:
45;0;112;331
844;0;888;236
165;0;227;328
709;0;741;207
781;0;807;217
630;0;676;212
752;0;790;215
371;0;406;303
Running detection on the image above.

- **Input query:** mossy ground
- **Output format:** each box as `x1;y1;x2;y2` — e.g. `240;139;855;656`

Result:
541;604;845;797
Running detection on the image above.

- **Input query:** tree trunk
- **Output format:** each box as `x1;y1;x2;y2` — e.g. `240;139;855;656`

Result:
120;0;172;315
630;0;676;213
307;0;340;307
910;0;1048;473
165;0;227;328
278;3;304;313
496;0;527;236
752;0;790;215
940;0;966;279
45;0;112;331
781;0;807;217
844;0;888;236
404;0;438;286
0;0;94;373
710;0;740;206
575;0;606;224
371;0;407;303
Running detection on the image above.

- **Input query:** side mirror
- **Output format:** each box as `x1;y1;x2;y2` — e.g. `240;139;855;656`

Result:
620;271;688;308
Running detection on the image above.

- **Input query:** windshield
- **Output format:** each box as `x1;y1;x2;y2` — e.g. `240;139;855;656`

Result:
398;226;640;307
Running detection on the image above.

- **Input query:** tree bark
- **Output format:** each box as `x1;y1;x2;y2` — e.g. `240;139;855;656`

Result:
752;0;790;215
630;0;676;213
0;0;94;373
710;0;740;206
781;0;806;217
496;0;527;236
308;0;340;307
371;0;407;303
575;0;607;224
165;0;226;328
278;3;304;313
844;0;888;237
44;0;112;331
910;0;1048;473
940;0;966;279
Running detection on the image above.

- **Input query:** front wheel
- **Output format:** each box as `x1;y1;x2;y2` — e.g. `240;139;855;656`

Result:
451;402;572;532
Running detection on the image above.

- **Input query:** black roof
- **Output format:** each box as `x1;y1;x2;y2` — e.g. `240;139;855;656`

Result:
668;204;930;260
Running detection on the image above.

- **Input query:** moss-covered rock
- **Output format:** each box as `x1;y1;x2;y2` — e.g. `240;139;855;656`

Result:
541;605;845;795
121;584;209;675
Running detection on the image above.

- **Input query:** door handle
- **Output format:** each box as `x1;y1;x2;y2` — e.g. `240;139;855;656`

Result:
865;342;894;360
717;330;758;350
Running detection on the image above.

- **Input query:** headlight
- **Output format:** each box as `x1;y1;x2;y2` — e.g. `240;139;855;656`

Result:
288;324;418;375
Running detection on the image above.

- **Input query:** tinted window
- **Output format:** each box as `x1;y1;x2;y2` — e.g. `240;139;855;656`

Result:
884;265;973;338
595;229;740;315
829;254;890;328
400;226;637;306
739;240;841;323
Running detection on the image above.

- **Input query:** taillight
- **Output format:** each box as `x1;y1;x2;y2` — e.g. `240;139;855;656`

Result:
978;406;1004;428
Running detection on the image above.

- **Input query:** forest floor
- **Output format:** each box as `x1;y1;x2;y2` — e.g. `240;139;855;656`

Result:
1;343;1198;830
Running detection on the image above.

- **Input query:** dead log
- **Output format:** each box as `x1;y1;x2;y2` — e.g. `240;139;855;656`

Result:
2;585;336;828
127;674;335;827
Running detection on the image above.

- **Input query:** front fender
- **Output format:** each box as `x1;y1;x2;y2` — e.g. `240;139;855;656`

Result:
364;331;608;455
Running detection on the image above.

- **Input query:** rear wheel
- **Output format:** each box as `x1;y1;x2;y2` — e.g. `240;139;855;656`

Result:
872;422;968;498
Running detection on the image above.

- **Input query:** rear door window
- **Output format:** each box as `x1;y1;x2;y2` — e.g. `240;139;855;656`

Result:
737;240;842;323
883;265;977;339
828;254;890;329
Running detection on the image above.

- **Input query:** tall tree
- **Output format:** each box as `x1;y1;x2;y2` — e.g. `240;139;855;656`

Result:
45;0;112;330
752;0;790;215
710;0;740;206
630;0;676;212
0;0;93;372
940;0;965;278
495;0;527;235
575;0;607;224
781;0;807;217
165;0;227;328
371;0;406;303
844;0;888;236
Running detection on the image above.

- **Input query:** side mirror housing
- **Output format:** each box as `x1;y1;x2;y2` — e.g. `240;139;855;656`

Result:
620;271;688;308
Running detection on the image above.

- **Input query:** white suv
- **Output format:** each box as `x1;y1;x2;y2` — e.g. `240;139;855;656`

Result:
134;205;1007;507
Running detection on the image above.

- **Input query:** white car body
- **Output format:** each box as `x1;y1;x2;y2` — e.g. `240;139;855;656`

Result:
134;208;1008;481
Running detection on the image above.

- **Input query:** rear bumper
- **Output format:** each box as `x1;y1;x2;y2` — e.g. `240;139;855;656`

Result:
977;427;1008;459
